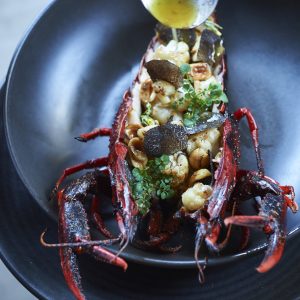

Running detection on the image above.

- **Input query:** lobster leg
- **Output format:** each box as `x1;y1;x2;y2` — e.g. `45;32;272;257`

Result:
57;172;127;300
60;247;85;300
205;202;237;252
250;176;298;213
134;207;181;252
59;237;127;300
91;196;115;239
224;170;297;273
194;214;208;283
234;108;264;175
54;157;108;192
239;226;250;250
225;200;286;273
280;185;295;197
75;128;112;142
280;186;298;212
86;243;127;268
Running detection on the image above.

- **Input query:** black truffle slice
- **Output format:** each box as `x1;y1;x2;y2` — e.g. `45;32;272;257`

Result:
155;23;197;49
197;29;222;65
144;123;188;157
185;112;227;134
145;60;183;89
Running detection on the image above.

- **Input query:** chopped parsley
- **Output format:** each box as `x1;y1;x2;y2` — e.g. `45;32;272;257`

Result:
131;168;153;215
173;79;228;128
130;154;175;215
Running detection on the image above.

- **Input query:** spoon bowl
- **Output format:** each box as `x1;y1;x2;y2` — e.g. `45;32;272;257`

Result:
141;0;219;28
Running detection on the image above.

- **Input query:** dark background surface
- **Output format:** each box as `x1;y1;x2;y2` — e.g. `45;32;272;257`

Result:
0;1;48;299
1;0;300;299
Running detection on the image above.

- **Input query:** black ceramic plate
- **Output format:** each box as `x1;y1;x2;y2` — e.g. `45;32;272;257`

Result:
2;0;300;299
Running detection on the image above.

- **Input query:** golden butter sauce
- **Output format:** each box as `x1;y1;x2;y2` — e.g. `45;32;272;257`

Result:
142;0;218;29
147;0;198;29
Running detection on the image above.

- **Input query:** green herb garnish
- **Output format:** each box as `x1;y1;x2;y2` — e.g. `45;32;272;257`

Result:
130;155;175;215
174;79;228;127
131;168;154;215
204;20;223;36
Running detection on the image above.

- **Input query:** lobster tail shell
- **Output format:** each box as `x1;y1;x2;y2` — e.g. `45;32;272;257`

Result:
108;38;158;244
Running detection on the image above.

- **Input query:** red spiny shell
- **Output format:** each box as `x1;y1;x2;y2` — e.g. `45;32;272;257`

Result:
107;38;158;223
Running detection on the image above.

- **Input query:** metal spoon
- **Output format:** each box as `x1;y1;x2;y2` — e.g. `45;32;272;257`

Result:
141;0;219;29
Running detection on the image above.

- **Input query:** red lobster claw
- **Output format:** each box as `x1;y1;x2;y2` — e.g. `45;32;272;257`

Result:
44;172;128;300
225;172;297;273
225;194;285;272
58;195;127;300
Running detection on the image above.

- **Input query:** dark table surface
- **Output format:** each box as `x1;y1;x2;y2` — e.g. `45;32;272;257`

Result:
0;1;50;299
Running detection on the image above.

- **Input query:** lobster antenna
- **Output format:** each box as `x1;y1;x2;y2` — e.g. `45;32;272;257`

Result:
212;201;237;251
40;229;120;249
115;236;130;258
115;219;137;257
194;225;206;284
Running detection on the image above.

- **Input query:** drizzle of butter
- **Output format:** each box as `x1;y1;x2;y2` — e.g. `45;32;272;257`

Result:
145;0;198;28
